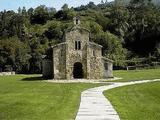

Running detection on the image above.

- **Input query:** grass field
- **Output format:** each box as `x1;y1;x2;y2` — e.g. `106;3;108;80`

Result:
104;82;160;120
113;68;160;82
0;69;160;120
0;75;101;120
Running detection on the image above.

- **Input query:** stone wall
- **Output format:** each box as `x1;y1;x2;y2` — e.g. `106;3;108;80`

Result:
88;42;104;79
102;58;113;78
65;26;89;79
43;24;113;80
0;72;15;76
53;43;66;79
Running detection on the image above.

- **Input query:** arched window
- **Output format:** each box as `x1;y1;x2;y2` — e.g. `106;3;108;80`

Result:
75;41;81;50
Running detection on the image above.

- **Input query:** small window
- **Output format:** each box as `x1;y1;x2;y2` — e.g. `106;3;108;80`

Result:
78;41;81;50
75;41;81;50
75;41;78;50
93;50;95;56
76;19;79;25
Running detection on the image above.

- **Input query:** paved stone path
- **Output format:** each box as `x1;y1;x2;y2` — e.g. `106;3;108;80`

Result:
47;77;122;83
75;79;160;120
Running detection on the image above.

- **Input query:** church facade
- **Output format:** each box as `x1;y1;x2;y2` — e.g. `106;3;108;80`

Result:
42;17;113;79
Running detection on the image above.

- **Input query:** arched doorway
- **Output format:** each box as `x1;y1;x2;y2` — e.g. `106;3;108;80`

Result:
73;62;84;79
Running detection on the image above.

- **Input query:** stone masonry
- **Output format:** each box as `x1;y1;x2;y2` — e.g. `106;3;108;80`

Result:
42;17;113;79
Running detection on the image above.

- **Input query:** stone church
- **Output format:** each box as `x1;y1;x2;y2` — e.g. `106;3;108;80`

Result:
42;17;113;79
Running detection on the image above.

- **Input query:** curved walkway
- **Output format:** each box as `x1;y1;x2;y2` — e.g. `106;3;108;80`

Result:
75;79;160;120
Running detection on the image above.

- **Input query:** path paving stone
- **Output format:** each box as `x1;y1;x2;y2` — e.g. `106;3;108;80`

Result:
46;77;121;83
75;79;160;120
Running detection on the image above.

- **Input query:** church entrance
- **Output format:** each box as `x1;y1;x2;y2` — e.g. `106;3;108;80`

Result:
73;62;84;79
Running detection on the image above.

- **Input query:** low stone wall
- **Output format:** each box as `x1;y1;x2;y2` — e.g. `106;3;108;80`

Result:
0;72;15;76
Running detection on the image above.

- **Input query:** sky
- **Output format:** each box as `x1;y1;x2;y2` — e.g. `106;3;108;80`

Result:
0;0;114;12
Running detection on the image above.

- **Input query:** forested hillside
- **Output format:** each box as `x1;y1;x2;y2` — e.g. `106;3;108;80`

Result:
0;0;160;73
119;0;160;5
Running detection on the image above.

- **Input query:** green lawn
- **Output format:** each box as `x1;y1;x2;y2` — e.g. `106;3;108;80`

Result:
0;75;101;120
104;82;160;120
1;69;160;120
113;68;160;82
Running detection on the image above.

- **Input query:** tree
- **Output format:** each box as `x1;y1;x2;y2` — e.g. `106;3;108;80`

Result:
0;0;160;72
18;7;22;14
44;21;63;41
82;21;103;34
15;44;31;73
62;4;69;11
27;8;34;17
87;2;97;9
93;32;127;66
108;1;129;42
125;0;160;55
0;36;28;72
55;4;75;20
31;5;49;24
47;7;56;20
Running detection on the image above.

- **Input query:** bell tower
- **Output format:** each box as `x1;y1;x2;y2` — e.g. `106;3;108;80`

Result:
73;16;80;25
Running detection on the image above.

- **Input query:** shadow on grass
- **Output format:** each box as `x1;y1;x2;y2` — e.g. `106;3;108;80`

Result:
22;76;46;81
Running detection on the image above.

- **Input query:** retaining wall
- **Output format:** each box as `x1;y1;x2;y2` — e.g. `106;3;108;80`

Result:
0;72;15;76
